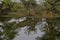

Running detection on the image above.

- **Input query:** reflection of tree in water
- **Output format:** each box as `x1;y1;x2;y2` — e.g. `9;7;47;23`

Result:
0;0;60;40
0;17;40;40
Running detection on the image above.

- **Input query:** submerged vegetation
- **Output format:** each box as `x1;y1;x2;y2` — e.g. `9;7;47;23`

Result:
0;0;60;40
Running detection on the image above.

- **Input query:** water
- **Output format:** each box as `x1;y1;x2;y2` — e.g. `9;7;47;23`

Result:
13;18;47;40
0;17;47;40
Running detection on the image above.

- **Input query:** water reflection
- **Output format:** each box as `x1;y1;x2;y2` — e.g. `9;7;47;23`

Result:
0;17;60;40
0;17;47;40
13;19;47;40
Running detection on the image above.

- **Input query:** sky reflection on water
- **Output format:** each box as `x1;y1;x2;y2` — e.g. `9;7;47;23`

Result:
13;20;46;40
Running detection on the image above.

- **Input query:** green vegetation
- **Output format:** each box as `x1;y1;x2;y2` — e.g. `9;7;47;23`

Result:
0;0;60;40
